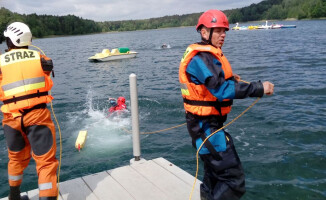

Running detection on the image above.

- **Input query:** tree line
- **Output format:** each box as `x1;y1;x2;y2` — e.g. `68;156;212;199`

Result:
225;0;326;23
0;8;100;39
0;0;325;40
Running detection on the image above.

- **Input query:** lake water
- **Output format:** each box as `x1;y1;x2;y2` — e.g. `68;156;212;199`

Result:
0;20;325;199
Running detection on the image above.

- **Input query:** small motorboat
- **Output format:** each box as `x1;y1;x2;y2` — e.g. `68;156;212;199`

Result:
88;47;138;62
271;23;282;29
281;25;296;28
271;23;297;29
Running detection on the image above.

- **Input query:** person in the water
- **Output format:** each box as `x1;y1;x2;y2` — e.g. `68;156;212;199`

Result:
108;96;127;113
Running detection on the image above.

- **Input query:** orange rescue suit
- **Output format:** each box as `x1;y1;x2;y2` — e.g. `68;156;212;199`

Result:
0;48;58;198
0;49;53;113
179;44;233;116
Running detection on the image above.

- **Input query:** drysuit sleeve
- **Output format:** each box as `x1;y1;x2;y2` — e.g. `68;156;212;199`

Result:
234;81;264;99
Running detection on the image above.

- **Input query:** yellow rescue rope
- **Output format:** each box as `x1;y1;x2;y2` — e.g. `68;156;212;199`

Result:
121;123;186;134
30;45;62;200
49;91;62;200
29;44;258;200
123;80;252;135
120;78;259;200
140;122;187;134
188;80;260;200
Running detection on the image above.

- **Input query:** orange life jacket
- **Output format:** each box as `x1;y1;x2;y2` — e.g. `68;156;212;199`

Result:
179;44;233;116
0;49;53;113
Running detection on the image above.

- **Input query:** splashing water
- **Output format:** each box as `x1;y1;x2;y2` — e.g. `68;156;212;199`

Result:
67;90;132;155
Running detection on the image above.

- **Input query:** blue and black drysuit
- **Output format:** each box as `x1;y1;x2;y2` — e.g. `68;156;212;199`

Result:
185;51;264;200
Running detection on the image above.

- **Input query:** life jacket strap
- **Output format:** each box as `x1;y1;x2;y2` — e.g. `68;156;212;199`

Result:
3;91;49;104
183;98;233;107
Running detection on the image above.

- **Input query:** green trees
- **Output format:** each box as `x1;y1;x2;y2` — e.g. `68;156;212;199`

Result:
309;0;326;18
97;13;200;32
227;0;326;23
0;8;101;39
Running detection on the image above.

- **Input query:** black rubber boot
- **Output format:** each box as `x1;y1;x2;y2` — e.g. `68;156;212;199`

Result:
20;195;29;200
200;183;211;200
39;197;57;200
8;186;30;200
9;186;21;200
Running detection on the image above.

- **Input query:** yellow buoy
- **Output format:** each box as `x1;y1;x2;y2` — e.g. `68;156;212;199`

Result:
75;130;87;152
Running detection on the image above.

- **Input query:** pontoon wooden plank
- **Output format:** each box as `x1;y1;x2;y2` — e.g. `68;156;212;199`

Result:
108;165;170;200
82;171;135;200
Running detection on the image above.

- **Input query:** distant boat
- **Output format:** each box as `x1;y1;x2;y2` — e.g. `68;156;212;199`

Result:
272;23;296;29
257;21;272;29
248;25;258;30
281;25;296;28
88;48;138;62
232;23;248;30
232;21;296;31
271;23;282;29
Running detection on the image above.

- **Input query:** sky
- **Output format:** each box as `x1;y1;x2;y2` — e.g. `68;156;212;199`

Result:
0;0;263;22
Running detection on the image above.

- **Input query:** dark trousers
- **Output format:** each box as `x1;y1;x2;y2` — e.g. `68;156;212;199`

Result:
199;132;246;200
185;113;245;200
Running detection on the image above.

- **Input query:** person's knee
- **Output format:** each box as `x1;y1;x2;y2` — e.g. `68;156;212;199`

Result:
26;125;53;156
4;125;25;152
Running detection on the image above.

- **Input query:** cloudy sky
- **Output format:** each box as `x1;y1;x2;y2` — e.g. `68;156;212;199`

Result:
0;0;263;22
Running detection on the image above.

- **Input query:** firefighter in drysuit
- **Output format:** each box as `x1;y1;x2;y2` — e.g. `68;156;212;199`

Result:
0;22;58;200
179;10;274;199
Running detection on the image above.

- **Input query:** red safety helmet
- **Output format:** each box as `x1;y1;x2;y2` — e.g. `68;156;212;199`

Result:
117;96;126;104
196;9;229;31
